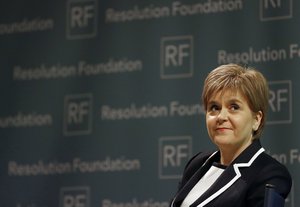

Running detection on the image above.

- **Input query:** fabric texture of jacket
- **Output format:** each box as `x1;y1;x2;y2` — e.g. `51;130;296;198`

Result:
170;139;292;207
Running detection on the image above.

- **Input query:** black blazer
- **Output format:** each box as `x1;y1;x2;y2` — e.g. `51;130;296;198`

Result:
170;140;292;207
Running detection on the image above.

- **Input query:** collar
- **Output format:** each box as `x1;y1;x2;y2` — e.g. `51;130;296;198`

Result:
196;140;265;207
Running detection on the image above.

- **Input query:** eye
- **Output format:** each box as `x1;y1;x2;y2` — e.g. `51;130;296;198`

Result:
209;104;220;112
230;104;240;111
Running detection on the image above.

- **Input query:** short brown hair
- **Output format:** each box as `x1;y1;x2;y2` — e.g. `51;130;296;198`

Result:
202;64;269;139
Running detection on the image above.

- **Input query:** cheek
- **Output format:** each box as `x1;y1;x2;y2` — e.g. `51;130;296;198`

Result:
205;116;212;127
206;116;215;132
206;114;216;123
233;117;253;131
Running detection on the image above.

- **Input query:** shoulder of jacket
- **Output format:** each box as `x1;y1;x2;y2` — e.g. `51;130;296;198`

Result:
255;152;291;174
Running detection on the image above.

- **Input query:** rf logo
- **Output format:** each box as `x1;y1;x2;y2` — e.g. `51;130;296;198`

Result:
260;0;293;21
158;136;192;179
160;35;194;79
60;186;90;207
267;80;292;124
66;0;97;39
64;93;93;136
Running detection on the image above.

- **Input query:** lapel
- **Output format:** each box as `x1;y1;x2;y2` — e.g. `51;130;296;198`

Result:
172;140;265;207
194;140;265;207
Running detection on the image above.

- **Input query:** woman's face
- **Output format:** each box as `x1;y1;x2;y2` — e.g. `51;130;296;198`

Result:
206;89;262;153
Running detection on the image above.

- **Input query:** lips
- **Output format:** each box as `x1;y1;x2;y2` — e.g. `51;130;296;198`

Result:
216;127;231;131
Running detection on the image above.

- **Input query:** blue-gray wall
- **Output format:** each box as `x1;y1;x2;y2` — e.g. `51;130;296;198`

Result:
0;0;298;206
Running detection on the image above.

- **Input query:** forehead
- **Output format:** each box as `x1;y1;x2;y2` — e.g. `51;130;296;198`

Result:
208;89;247;103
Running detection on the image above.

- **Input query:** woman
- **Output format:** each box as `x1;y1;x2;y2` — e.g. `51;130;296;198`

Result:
170;64;292;207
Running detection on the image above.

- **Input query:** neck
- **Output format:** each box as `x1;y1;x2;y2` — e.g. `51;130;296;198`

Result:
220;151;236;166
219;141;252;166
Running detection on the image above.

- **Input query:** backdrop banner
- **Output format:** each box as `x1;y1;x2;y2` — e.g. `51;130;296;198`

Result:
0;0;298;207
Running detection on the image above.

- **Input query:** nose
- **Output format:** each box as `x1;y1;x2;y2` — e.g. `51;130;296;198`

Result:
217;108;228;122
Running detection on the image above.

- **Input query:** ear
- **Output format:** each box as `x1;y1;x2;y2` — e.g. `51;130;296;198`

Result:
253;111;263;131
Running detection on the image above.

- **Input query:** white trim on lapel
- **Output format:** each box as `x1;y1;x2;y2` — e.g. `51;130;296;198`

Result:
197;148;265;207
170;151;219;207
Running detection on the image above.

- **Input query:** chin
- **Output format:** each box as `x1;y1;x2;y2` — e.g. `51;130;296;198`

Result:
213;139;234;147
